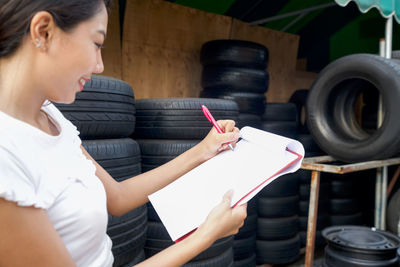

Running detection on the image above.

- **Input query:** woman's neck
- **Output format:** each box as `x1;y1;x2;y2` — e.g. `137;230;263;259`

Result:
0;47;46;126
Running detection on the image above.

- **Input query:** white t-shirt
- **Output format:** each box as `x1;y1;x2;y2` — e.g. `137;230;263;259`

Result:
0;103;113;267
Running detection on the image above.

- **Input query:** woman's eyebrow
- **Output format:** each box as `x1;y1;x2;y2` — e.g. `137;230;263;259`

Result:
97;29;106;39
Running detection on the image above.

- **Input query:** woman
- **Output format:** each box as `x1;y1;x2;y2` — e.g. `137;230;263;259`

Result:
0;0;247;266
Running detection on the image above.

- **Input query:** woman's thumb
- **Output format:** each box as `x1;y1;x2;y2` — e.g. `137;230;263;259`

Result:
222;190;234;205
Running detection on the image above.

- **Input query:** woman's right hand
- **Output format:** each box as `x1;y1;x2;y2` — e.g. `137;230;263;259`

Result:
135;191;247;267
196;190;247;244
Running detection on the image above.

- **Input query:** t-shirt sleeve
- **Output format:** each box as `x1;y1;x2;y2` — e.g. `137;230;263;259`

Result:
0;147;43;208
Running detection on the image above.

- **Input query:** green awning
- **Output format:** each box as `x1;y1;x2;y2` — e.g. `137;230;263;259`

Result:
335;0;400;23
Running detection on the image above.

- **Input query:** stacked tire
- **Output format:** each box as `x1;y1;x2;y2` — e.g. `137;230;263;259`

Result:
200;40;269;129
255;103;302;264
275;94;330;250
233;198;257;267
256;173;301;265
261;103;298;139
56;75;147;266
289;89;309;134
298;170;330;249
133;98;239;266
328;173;363;227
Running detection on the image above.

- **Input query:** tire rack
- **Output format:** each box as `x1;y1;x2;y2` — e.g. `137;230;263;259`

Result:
300;155;400;267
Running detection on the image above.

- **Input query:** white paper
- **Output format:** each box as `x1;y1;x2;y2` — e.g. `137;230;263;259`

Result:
149;126;305;241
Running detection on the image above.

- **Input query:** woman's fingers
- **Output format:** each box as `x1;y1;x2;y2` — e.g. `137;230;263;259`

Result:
198;119;241;160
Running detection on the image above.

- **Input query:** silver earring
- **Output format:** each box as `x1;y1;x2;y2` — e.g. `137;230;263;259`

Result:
35;38;41;48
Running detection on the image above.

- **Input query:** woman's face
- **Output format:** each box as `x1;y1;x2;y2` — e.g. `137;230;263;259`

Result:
40;4;108;104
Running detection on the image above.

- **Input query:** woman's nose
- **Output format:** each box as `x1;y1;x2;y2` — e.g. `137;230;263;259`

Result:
94;54;104;74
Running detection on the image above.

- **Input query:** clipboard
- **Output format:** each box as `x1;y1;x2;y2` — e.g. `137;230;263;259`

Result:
149;126;305;242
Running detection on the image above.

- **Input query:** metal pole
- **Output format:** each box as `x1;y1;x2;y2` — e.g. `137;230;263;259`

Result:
385;17;393;59
379;17;392;230
375;167;383;228
305;170;320;267
374;18;392;229
375;39;385;229
249;2;336;25
281;12;307;32
381;166;388;230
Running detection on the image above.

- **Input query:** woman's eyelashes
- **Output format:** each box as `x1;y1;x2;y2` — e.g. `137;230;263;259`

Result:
95;43;104;50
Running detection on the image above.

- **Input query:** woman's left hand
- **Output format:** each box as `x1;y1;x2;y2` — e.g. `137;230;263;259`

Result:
198;120;240;161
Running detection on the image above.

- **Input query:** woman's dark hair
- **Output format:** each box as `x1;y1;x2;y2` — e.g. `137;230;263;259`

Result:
0;0;112;58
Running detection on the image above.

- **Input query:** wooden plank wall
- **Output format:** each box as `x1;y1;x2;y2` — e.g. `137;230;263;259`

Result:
102;1;122;79
122;0;231;99
110;0;316;102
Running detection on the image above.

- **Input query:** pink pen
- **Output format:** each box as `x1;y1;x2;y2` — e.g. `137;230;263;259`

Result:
202;105;234;151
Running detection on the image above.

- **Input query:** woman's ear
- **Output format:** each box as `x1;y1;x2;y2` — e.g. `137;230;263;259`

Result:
29;11;56;52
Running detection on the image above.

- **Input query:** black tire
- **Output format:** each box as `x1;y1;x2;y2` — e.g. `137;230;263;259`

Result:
258;195;299;218
329;198;360;215
298;134;323;156
387;188;400;235
307;54;400;162
260;121;298;139
256;235;300;265
297;169;312;183
329;175;355;198
137;139;200;172
134;98;238;139
260;172;299;197
200;90;266;115
108;213;147;245
233;253;256;267
289;89;309;133
299;182;330;200
299;214;330;231
246;197;258;215
202;66;269;94
236;113;262;130
234;213;257;239
200;40;269;69
55;75;136;139
233;234;256;260
299;199;329;216
146;221;234;262
108;205;147;228
146;202;161;222
262;103;298;122
82;138;141;181
392;50;400;59
257;216;298;241
330;212;363;226
82;139;146;265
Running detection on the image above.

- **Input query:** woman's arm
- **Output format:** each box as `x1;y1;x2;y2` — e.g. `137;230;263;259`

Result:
83;120;240;216
136;190;247;267
0;198;76;267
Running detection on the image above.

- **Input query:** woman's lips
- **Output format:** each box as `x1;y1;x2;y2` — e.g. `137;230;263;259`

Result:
78;77;90;91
